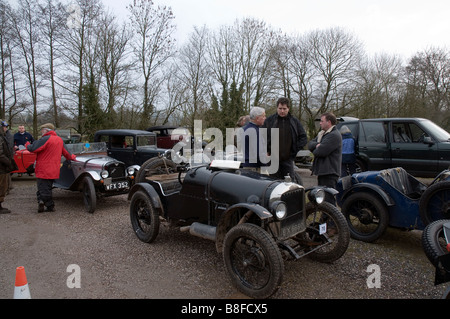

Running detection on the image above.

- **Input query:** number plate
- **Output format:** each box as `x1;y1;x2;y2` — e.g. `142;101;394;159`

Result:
105;181;129;190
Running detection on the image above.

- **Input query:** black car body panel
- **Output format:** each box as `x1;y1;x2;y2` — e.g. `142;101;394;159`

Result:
93;129;169;167
337;117;450;177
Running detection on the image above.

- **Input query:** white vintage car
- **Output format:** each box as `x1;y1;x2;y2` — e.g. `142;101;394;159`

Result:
54;142;139;213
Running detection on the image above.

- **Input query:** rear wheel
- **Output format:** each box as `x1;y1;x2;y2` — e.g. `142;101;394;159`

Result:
223;223;284;299
130;190;160;243
341;192;389;242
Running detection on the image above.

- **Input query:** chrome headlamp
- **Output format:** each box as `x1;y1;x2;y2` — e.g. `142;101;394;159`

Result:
308;188;325;204
271;200;287;220
100;170;109;179
127;167;136;176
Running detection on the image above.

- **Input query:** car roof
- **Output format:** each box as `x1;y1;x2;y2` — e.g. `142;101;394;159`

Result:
94;129;156;136
337;117;429;123
147;125;188;130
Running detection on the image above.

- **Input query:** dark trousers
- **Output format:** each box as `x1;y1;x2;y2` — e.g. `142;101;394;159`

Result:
271;159;295;181
317;174;339;205
37;178;55;208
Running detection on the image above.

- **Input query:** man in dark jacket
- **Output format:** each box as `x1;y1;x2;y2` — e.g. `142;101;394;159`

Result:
0;128;14;213
27;123;76;213
262;97;307;180
308;112;342;203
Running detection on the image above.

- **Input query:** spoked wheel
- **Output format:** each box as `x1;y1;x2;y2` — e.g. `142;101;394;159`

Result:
223;223;284;299
135;157;177;183
130;190;160;243
341;192;389;242
419;181;450;225
82;176;96;214
300;201;350;263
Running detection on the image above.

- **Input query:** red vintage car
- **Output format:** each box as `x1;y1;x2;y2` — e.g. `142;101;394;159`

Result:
13;146;36;175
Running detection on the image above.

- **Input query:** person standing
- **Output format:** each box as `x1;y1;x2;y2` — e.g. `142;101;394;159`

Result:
13;124;34;149
308;112;342;204
263;97;307;181
340;125;357;177
241;107;267;171
0;127;14;213
2;121;14;188
27;123;76;213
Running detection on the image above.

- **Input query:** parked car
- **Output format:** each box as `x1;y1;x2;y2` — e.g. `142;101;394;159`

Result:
336;166;450;242
54;142;139;213
93;129;170;167
12;146;35;175
336;117;450;177
146;125;190;149
128;158;350;298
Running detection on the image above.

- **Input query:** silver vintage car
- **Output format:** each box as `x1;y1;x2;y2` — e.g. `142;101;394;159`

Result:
54;142;139;213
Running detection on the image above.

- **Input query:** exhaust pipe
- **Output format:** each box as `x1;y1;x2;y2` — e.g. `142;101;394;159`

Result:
180;222;216;241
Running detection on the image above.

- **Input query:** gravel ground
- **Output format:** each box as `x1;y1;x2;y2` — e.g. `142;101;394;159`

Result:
0;170;446;300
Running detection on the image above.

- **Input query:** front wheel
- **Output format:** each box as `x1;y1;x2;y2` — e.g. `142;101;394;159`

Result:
130;190;160;243
301;201;350;263
223;223;284;299
82;176;96;214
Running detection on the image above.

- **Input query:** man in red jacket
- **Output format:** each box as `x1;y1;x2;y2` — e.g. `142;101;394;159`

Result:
27;123;76;213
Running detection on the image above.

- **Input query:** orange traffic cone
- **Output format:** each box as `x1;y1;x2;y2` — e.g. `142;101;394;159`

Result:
13;266;31;299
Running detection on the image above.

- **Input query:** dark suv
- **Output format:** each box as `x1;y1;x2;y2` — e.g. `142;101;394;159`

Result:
337;118;450;177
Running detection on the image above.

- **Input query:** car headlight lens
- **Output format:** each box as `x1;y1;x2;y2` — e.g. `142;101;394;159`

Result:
308;188;325;204
101;170;109;179
272;201;287;220
127;167;136;176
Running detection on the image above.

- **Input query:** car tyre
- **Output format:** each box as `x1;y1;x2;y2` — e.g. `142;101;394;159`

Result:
302;201;350;262
82;176;96;214
130;190;160;243
341;192;389;242
419;181;450;225
422;219;450;267
223;223;284;299
135;157;177;183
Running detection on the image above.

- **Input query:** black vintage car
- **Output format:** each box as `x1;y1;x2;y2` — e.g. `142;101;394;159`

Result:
128;159;350;298
93;129;170;168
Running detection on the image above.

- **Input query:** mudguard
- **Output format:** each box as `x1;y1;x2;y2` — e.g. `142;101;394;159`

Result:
215;203;273;253
128;182;163;212
338;182;395;207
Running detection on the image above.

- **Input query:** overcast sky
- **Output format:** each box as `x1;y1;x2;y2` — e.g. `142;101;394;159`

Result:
105;0;450;60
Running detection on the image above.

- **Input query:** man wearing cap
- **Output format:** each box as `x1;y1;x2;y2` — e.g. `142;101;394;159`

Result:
27;123;76;213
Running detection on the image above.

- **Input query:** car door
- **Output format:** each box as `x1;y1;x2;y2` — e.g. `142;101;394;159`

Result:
107;135;135;167
390;121;438;175
358;121;391;170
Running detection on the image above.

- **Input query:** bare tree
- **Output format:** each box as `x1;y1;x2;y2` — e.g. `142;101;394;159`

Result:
128;0;176;129
176;25;211;129
98;12;132;127
10;0;42;136
308;27;363;113
40;0;67;128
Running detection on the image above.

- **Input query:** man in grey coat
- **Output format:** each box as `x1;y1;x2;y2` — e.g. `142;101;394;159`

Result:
308;112;342;204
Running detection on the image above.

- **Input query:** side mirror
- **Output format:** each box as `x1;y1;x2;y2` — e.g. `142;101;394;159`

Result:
423;136;434;145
